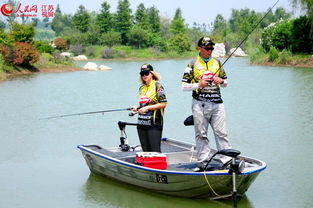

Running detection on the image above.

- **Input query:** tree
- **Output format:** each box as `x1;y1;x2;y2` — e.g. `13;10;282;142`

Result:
101;31;121;48
6;0;17;26
134;3;149;29
212;14;228;40
187;23;208;45
127;26;149;48
170;8;186;35
51;5;72;36
261;20;293;52
42;17;50;28
72;5;90;33
169;34;191;53
96;1;113;33
0;20;6;30
114;0;133;45
9;23;35;43
291;16;312;53
291;0;313;37
147;6;160;33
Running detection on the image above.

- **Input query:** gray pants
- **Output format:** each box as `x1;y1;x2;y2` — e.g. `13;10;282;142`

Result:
192;99;231;168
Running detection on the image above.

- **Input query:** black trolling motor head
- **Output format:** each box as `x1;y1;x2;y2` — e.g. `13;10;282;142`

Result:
119;137;130;151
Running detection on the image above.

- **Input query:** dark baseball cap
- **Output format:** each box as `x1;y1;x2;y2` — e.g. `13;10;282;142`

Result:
197;37;215;47
140;64;154;72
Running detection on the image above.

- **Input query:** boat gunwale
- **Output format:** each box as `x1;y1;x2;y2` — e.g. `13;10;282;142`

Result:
77;144;267;176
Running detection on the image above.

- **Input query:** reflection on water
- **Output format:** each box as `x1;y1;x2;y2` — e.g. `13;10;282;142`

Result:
81;173;253;208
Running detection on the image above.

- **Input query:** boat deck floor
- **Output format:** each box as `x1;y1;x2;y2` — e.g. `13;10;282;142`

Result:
89;141;191;158
88;142;227;172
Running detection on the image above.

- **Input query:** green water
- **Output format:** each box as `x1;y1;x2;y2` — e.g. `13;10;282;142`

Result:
0;58;312;208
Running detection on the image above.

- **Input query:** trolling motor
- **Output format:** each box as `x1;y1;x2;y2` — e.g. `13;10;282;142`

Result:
118;121;138;151
218;149;242;208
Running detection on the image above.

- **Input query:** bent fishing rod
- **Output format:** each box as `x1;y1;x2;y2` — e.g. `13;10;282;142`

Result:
40;107;132;120
213;0;280;76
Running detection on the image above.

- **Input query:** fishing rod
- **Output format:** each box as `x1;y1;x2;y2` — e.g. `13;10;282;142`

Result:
40;108;132;120
213;0;280;76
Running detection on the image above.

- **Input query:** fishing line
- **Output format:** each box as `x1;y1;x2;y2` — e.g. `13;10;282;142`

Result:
213;0;280;76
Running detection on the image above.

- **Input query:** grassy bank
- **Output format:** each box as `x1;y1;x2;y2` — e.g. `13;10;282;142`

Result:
0;53;80;82
249;47;313;68
85;45;197;59
1;46;198;82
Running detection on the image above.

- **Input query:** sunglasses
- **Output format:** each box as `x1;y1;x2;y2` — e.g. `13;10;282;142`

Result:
203;47;214;51
140;70;150;76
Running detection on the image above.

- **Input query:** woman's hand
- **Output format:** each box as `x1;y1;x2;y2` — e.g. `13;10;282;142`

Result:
131;106;138;112
138;106;150;114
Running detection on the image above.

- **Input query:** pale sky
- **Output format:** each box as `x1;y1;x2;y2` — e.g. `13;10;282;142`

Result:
5;0;302;25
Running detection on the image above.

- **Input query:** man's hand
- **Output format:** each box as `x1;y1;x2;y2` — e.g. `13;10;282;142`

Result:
198;79;209;88
213;76;224;85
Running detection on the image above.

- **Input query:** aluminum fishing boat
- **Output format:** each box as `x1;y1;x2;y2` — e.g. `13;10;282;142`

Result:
77;121;266;199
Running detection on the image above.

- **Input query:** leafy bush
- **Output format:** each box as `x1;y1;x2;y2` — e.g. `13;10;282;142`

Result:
13;42;40;66
277;49;292;64
127;27;149;48
85;46;96;57
249;46;267;63
291;16;312;53
102;48;113;58
70;43;83;56
10;23;35;43
168;34;192;53
269;46;279;62
147;33;168;52
116;50;126;57
271;20;293;51
34;41;54;54
0;30;13;45
0;44;13;64
35;53;55;66
101;32;121;48
53;37;68;51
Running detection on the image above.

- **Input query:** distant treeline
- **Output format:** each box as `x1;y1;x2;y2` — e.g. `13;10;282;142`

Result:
0;0;312;71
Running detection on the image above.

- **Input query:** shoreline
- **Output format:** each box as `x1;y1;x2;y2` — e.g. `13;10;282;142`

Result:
1;66;83;82
1;57;312;82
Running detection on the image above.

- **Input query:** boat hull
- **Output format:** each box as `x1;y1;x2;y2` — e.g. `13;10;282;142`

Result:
78;140;265;198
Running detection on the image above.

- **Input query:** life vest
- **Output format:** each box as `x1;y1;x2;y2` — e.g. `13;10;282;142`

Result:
137;80;167;127
182;55;227;103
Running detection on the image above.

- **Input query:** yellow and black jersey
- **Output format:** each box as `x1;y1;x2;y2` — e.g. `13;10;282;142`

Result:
182;55;227;103
138;80;167;128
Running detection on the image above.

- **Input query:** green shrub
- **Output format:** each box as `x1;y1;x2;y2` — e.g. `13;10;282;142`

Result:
100;32;121;48
34;40;54;54
269;46;279;62
277;49;292;64
169;34;192;53
13;42;40;66
249;46;267;63
10;23;35;43
85;46;96;57
0;44;13;64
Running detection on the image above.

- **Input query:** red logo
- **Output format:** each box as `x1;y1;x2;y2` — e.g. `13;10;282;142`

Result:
0;3;54;17
139;96;151;104
0;4;13;16
200;71;216;80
